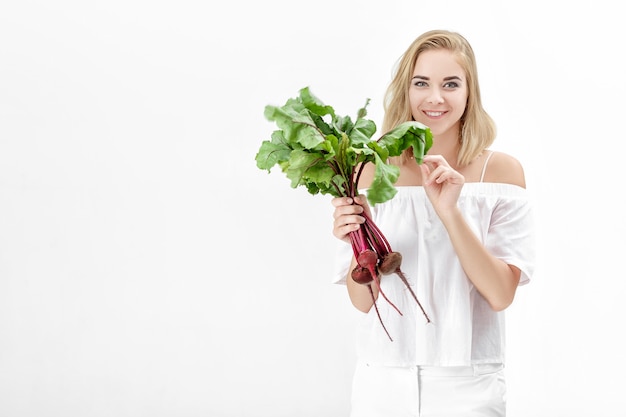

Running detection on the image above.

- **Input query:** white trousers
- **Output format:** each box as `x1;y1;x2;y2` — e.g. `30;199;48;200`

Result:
350;362;506;417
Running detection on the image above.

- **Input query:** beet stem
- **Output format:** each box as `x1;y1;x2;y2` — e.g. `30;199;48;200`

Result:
360;210;392;254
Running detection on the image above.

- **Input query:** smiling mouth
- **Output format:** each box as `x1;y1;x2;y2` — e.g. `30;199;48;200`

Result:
424;111;445;117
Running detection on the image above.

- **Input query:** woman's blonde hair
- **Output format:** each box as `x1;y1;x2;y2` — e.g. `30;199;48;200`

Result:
383;30;496;166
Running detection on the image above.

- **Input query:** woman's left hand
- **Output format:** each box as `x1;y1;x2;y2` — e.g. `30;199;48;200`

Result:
419;155;465;215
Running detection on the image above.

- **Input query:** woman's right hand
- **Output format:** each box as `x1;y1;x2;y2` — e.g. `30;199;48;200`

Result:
331;195;370;243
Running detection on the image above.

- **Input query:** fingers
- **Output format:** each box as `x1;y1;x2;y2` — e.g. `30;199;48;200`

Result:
422;154;451;175
331;196;353;208
420;155;464;185
422;154;449;166
331;196;366;241
331;195;368;208
333;223;361;241
423;166;464;185
332;211;364;241
331;195;369;218
332;200;365;224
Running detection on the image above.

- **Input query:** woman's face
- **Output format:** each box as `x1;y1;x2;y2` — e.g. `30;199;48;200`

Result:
409;49;468;138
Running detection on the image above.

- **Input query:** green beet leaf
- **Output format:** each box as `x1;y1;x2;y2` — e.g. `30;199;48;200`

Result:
255;86;432;205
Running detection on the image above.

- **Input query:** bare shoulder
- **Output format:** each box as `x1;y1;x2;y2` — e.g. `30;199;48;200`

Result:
483;150;526;188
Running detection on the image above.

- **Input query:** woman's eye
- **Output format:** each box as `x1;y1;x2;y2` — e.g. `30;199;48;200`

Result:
444;81;459;88
413;81;427;87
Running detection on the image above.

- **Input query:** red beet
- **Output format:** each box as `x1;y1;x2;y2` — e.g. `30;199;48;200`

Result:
351;266;373;285
379;251;402;275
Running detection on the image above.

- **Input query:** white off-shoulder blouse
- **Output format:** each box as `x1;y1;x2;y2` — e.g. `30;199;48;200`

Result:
333;182;535;367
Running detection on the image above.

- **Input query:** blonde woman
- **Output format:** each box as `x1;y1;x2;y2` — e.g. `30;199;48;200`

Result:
331;30;535;417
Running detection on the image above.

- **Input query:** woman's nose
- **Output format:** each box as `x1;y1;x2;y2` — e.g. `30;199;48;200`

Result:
427;89;444;104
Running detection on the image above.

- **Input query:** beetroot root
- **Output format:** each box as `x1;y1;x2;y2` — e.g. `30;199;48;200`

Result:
357;249;378;269
378;251;431;323
389;261;431;324
351;266;374;285
379;251;402;275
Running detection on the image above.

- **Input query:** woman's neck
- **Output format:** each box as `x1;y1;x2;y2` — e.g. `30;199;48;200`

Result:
429;129;461;168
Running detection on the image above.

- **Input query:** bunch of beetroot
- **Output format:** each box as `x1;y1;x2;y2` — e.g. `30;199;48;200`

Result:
255;87;432;340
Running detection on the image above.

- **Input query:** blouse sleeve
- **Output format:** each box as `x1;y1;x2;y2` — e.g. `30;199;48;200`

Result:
332;240;354;285
485;191;536;286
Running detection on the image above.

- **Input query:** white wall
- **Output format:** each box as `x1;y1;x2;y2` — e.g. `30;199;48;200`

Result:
1;1;624;416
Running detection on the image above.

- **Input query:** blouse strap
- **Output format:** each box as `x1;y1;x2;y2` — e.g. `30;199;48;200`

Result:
479;151;495;183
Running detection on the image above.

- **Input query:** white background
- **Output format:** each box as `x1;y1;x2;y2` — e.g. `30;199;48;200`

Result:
1;1;625;416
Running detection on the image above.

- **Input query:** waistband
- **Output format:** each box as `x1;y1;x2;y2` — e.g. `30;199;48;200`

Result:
418;363;504;377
